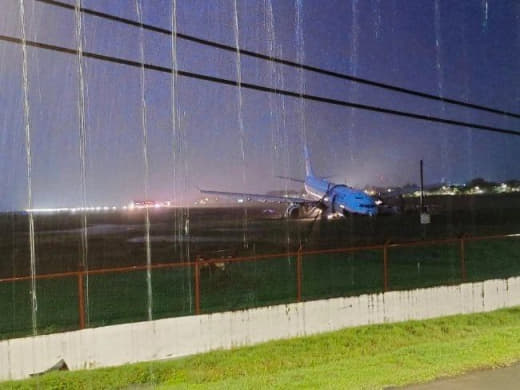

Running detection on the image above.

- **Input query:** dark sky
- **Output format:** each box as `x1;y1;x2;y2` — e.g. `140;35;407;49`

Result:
0;0;519;210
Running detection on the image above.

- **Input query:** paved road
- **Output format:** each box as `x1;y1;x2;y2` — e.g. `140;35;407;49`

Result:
404;363;520;389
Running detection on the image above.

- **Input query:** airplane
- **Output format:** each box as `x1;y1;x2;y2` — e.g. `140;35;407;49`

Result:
199;146;378;218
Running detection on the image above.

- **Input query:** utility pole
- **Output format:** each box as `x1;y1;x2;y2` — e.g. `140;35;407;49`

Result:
419;160;430;226
420;160;424;212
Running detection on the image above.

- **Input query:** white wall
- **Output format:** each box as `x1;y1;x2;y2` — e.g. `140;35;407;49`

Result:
2;277;520;381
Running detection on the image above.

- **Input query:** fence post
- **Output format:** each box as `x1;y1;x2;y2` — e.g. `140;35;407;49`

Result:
460;236;466;282
383;240;390;292
194;257;201;315
77;271;85;330
296;246;303;302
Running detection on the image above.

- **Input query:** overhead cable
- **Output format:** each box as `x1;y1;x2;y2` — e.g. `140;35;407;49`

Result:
1;33;519;137
35;0;520;120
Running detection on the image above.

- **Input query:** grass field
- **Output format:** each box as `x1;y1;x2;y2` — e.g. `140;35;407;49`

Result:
1;194;520;339
1;237;520;340
2;307;520;389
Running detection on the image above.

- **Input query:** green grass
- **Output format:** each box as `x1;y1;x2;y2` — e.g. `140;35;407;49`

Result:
3;307;520;389
1;237;520;340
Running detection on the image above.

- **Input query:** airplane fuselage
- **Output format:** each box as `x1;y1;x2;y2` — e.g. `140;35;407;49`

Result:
304;175;377;216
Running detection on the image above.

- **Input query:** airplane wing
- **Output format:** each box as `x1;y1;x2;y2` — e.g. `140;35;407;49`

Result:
199;188;315;205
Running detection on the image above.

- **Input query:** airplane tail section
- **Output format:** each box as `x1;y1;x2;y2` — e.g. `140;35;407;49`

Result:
304;145;315;178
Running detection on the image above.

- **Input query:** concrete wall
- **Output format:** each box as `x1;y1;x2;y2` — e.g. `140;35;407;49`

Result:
2;277;520;381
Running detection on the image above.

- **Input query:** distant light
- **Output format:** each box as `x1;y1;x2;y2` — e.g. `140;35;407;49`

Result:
112;206;117;210
237;199;244;203
26;208;68;213
387;188;392;193
375;200;383;205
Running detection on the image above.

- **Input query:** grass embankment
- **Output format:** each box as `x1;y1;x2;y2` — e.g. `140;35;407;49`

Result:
3;307;520;389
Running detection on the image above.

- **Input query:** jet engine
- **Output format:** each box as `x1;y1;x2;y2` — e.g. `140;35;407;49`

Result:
284;204;301;218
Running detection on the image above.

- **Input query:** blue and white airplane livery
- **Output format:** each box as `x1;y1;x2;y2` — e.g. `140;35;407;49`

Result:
200;146;378;218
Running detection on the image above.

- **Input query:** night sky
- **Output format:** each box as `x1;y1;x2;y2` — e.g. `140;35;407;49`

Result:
0;0;519;210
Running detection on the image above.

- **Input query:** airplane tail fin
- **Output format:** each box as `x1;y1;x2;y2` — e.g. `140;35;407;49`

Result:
304;145;315;178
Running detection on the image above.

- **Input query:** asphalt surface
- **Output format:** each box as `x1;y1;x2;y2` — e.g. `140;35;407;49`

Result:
403;363;520;389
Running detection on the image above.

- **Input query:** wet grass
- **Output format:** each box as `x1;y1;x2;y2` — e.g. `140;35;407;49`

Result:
0;199;519;339
2;307;520;389
1;237;520;340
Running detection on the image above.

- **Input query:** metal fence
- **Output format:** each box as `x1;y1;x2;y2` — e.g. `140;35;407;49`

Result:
1;232;519;339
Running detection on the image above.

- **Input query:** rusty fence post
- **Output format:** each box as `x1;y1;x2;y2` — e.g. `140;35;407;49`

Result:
77;271;85;330
460;236;466;282
296;247;303;302
194;257;201;315
383;241;390;292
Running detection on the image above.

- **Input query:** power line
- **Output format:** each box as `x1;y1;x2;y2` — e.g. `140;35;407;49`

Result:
35;0;520;120
1;33;519;137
